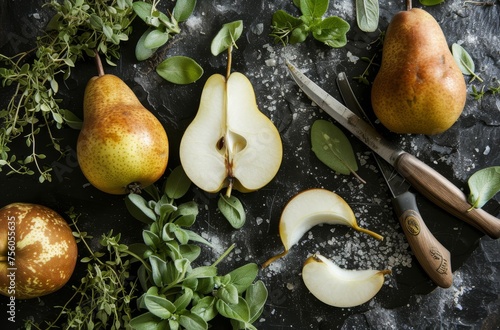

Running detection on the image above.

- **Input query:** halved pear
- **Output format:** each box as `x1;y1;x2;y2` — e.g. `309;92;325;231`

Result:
302;254;391;308
179;72;282;195
262;189;383;268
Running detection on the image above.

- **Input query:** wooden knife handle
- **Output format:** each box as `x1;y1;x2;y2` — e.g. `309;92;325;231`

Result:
395;152;500;239
393;191;453;288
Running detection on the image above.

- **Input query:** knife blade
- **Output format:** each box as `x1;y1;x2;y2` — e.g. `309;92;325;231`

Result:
336;72;452;288
286;60;500;239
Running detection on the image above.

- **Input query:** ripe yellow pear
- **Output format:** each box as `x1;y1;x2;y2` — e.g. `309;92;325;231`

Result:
371;8;466;135
77;55;169;194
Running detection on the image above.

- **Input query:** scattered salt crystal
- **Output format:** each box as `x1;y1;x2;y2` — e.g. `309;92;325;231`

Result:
483;145;490;155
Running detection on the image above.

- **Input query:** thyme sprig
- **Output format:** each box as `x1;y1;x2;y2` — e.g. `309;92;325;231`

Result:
0;0;136;182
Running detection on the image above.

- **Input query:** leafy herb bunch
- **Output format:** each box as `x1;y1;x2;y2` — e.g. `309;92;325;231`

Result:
28;166;267;329
0;0;136;183
270;0;350;48
125;166;268;330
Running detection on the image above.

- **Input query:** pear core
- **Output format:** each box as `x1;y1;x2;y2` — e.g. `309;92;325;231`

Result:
77;74;169;194
179;72;283;194
371;8;466;135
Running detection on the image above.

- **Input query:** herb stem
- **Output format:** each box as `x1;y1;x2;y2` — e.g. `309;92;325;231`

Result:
212;243;236;267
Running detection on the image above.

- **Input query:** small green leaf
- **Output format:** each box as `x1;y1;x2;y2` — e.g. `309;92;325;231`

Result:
186;265;217;279
156;56;203;84
165;166;192;199
451;43;483;83
211;20;244;56
467;166;500;209
311;119;359;175
126;193;157;224
136;28;158;61
144;294;176;319
217;284;239;304
179;243;201;261
216;297;251;323
191;296;217;321
356;0;379;32
300;0;329;18
60;109;82;129
178;312;208;330
312;16;350;48
129;312;163;329
218;194;246;229
149;255;168;287
144;29;169;49
173;0;197;22
245;280;268;323
227;263;258;294
419;0;445;5
133;2;153;23
174;288;193;311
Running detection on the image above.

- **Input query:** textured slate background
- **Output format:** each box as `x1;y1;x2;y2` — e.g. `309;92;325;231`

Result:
1;0;499;329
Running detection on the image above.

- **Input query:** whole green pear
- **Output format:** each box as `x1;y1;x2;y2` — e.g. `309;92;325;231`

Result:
77;56;169;194
371;8;466;135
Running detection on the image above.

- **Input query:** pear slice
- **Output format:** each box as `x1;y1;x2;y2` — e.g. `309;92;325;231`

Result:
302;254;391;308
262;189;383;268
179;72;282;195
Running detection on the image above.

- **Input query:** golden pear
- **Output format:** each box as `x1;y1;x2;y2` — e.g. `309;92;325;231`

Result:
77;56;169;194
371;8;466;135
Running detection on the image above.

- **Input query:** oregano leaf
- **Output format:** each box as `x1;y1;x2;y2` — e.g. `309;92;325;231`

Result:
311;119;359;176
300;0;329;18
173;0;197;22
467;166;500;209
312;16;350;48
452;43;475;76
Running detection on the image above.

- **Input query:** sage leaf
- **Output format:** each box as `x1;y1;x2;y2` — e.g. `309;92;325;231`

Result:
133;2;153;23
211;20;243;56
143;29;169;49
186;265;217;279
126;193;157;224
312;16;350;48
156;56;204;84
129;312;162;329
216;297;251;323
245;280;268;323
467;166;500;209
136;28;158;61
191;296;217;321
173;0;197;22
356;0;379;32
179;243;201;261
165;166;192;199
144;294;176;319
217;283;239;304
218;194;246;229
452;43;475;75
228;263;258;293
179;312;207;330
300;0;329;18
174;288;194;310
311;119;359;175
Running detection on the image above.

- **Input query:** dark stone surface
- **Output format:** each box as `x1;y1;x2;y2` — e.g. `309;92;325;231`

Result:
1;0;499;329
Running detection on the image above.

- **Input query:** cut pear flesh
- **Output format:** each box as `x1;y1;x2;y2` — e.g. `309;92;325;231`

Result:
302;254;391;308
179;72;282;194
262;189;382;268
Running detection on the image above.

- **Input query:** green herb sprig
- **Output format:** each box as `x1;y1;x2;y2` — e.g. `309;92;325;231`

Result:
125;166;268;329
270;0;350;48
26;210;144;330
0;0;136;182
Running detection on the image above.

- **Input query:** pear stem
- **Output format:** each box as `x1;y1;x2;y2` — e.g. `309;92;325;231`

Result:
354;225;384;241
261;250;288;269
226;45;233;80
94;51;105;77
406;0;412;10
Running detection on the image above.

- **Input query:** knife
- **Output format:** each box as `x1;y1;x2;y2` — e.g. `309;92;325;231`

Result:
286;60;500;239
336;72;453;288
